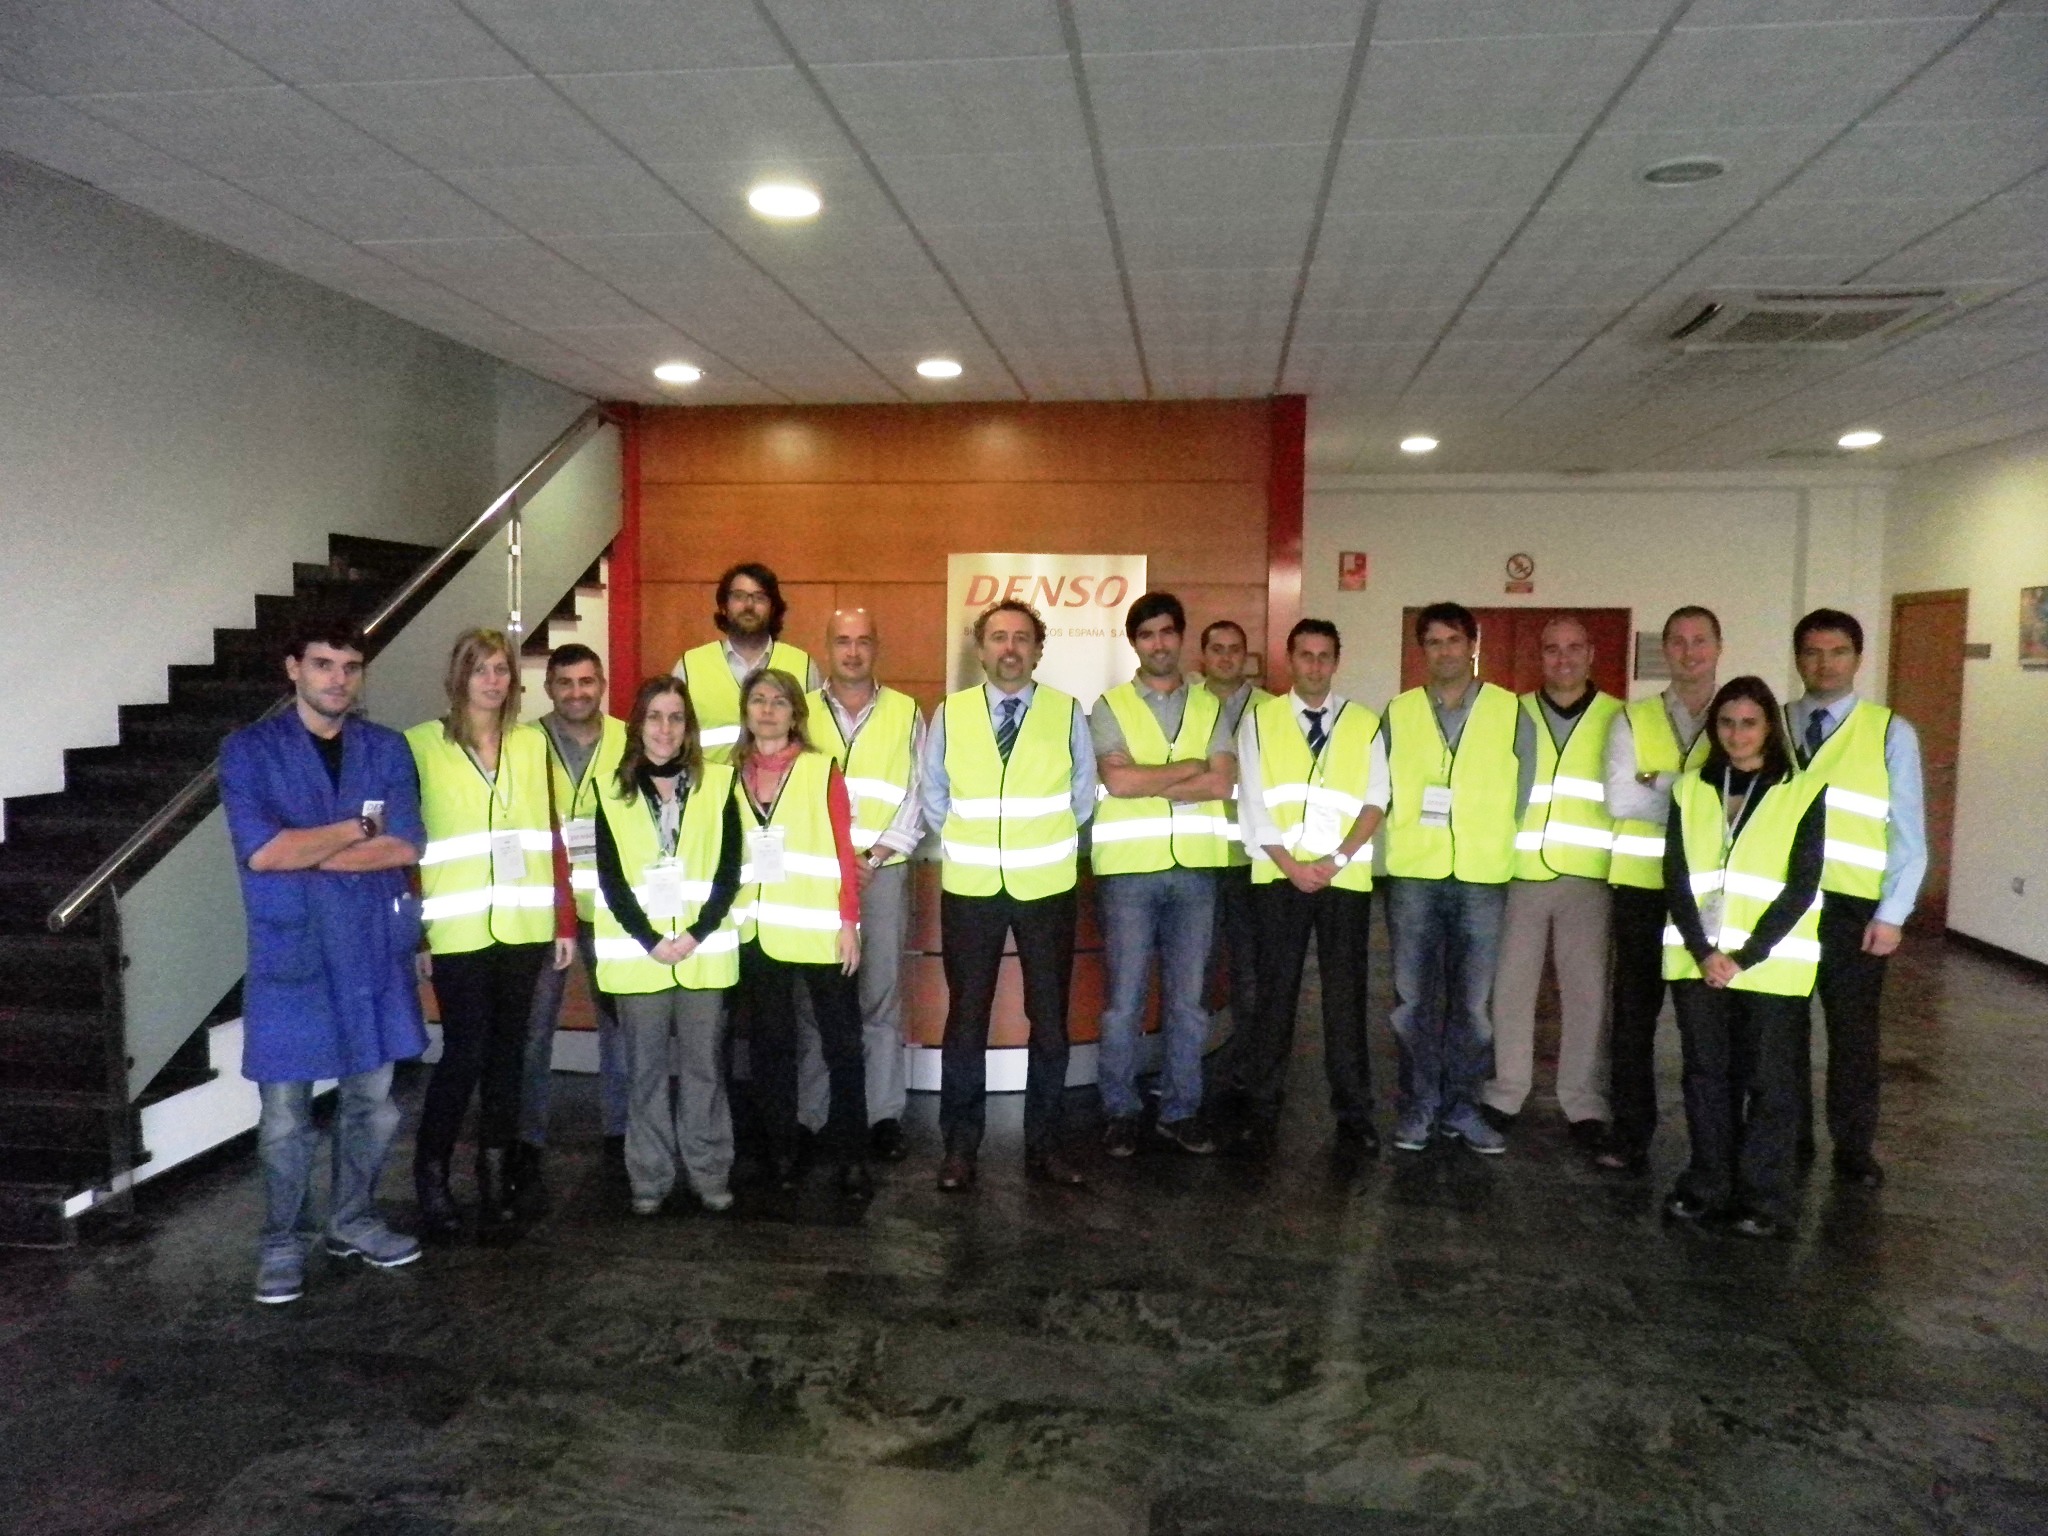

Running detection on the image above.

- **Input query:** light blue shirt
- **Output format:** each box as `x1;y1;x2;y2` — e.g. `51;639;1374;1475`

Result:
920;680;1099;833
1790;691;1927;927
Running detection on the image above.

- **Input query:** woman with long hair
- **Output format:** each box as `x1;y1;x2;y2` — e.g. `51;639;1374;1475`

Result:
589;676;745;1215
1660;675;1827;1239
406;629;574;1242
731;667;872;1201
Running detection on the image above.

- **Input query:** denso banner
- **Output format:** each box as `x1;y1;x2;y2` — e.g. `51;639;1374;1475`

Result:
945;552;1148;704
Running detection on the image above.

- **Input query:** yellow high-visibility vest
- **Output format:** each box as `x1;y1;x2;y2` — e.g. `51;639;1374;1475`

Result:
1246;691;1379;893
406;719;557;955
806;685;919;868
1662;769;1825;997
734;751;845;965
1219;684;1275;869
940;685;1079;900
1090;681;1232;875
1790;700;1893;902
1514;692;1621;882
1608;694;1711;890
1383;683;1520;884
590;762;740;992
676;639;814;763
543;714;626;923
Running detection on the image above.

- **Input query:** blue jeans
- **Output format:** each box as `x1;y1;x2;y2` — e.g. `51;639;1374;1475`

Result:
1385;877;1507;1122
1097;867;1216;1125
258;1064;399;1260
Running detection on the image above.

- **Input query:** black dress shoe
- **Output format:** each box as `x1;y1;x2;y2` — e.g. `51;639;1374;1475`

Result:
868;1118;908;1162
1025;1151;1087;1187
1732;1211;1787;1239
1662;1189;1713;1222
837;1162;874;1203
1595;1144;1650;1177
936;1152;976;1192
1833;1153;1885;1189
507;1142;547;1221
1227;1119;1278;1163
1334;1120;1381;1158
414;1158;462;1242
770;1152;802;1192
1103;1117;1141;1159
1478;1104;1518;1135
474;1147;521;1245
1567;1119;1610;1155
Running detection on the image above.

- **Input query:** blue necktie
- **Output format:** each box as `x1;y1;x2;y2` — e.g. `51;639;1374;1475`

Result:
1804;708;1826;763
1304;707;1327;755
996;697;1022;761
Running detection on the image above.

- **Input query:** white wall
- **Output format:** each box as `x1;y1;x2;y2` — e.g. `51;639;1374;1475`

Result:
1884;430;2048;962
0;152;590;807
1303;473;1893;714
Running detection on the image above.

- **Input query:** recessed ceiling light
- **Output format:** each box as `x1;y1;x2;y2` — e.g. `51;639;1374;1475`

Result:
747;182;820;219
652;362;702;385
1399;435;1439;454
915;358;963;380
1837;429;1884;450
1642;156;1727;186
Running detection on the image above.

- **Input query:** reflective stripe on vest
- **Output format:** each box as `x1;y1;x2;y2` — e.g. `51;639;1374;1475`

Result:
590;761;740;992
1513;692;1621;882
1661;769;1826;997
940;686;1079;899
806;685;918;865
734;751;844;964
1790;699;1892;900
406;719;557;956
1383;683;1520;884
545;714;626;923
1608;694;1711;890
1247;692;1378;892
1090;681;1230;875
1218;685;1274;868
677;640;814;763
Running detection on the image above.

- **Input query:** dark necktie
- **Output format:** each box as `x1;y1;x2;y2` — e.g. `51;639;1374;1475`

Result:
1804;708;1826;763
995;697;1022;761
1304;707;1327;754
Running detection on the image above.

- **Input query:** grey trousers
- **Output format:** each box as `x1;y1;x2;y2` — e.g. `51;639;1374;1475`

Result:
797;857;912;1129
1484;874;1612;1123
617;986;733;1205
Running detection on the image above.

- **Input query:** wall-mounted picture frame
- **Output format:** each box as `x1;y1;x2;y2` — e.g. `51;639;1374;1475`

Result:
2021;586;2048;668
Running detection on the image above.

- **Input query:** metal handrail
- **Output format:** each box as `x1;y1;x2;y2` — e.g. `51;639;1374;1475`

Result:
45;405;608;932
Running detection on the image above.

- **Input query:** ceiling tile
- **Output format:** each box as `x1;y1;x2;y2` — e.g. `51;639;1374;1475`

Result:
1868;12;2048;121
1374;1;1682;41
875;151;1103;227
0;93;197;183
1609;18;1976;130
1777;118;2048;203
1506;204;1735;265
1709;196;1982;259
1084;46;1355;149
1103;144;1326;222
1864;191;2048;282
764;0;1064;63
1349;31;1654;139
462;0;784;73
1128;265;1298;314
809;55;1085;157
1684;1;1981;23
1464;253;1678;307
163;0;526;83
1069;0;1369;52
361;236;656;329
1323;135;1574;215
1297;261;1496;312
1281;342;1436;395
648;155;902;232
919;220;1119;277
1312;208;1524;273
1542;123;1843;211
445;163;707;237
237;172;513;241
1121;217;1309;270
70;86;419;179
306;76;628;170
0;1;269;93
107;175;371;262
553;66;847;164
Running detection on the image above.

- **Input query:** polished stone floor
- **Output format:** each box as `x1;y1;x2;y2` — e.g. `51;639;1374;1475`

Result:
4;934;2045;1535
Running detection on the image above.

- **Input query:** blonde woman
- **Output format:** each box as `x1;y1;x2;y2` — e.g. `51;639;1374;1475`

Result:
406;629;573;1242
731;668;871;1201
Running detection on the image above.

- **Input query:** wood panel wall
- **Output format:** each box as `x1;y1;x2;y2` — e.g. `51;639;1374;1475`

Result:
633;399;1281;711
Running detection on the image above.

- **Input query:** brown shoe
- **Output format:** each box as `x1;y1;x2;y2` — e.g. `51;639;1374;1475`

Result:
1025;1151;1087;1188
936;1152;977;1192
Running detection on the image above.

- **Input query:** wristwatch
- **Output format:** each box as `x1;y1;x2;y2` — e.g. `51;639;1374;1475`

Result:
359;814;378;840
1330;851;1350;869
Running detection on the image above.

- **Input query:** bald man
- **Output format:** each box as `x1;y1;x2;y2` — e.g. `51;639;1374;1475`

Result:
796;609;927;1160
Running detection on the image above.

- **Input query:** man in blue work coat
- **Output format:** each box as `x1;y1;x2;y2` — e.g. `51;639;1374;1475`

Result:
219;616;429;1305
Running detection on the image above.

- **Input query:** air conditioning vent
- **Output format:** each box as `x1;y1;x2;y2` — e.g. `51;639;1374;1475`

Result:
1665;287;1958;351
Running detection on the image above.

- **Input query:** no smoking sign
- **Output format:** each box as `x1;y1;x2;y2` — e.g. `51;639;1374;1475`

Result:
1505;552;1535;594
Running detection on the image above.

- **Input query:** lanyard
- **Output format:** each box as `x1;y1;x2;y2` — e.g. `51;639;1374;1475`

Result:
645;780;685;858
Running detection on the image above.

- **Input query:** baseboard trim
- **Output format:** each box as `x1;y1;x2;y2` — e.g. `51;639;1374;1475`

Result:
1945;929;2048;982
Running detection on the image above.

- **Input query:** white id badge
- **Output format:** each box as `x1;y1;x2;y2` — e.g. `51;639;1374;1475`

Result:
1697;893;1724;945
489;829;527;885
1420;784;1454;828
563;817;597;858
1302;805;1344;857
748;826;787;885
360;799;385;836
644;860;684;920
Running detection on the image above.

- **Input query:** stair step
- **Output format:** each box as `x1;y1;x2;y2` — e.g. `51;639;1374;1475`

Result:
168;675;287;716
0;1086;127;1153
110;712;238;756
135;1063;218;1108
4;808;191;860
0;935;108;1008
0;1008;113;1091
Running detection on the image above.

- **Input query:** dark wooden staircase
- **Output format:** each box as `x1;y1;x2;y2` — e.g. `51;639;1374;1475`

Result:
0;534;456;1245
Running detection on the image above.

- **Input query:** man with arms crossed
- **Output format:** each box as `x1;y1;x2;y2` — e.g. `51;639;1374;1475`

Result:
804;607;927;1162
219;617;428;1304
1090;592;1236;1157
673;562;820;763
921;600;1097;1191
1786;607;1926;1188
1597;605;1720;1175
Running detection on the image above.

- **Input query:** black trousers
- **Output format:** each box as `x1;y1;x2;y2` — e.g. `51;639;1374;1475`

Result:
1607;884;1670;1156
1211;863;1261;1043
418;941;549;1165
1672;981;1806;1223
939;888;1076;1158
738;939;867;1163
1237;882;1373;1129
1797;892;1887;1164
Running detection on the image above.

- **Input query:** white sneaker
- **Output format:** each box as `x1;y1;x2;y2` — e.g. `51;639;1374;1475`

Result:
699;1189;734;1212
631;1194;664;1216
